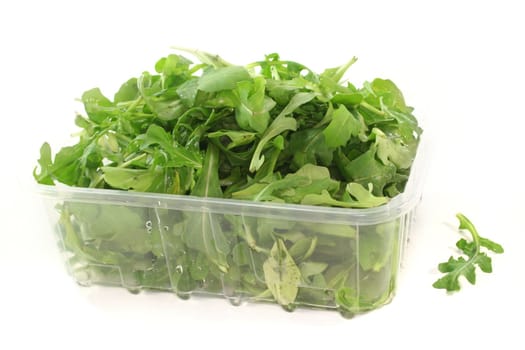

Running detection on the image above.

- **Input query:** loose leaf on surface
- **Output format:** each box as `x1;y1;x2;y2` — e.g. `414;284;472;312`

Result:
433;213;504;292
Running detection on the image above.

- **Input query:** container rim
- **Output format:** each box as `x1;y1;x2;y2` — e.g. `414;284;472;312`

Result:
35;183;420;224
34;134;426;225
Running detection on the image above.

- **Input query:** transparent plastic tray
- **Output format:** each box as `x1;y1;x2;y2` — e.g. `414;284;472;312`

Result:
36;142;424;317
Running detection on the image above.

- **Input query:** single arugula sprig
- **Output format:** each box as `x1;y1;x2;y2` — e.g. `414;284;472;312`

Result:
433;213;504;292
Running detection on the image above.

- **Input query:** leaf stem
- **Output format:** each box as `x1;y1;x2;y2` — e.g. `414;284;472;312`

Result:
456;213;481;252
360;101;385;116
120;153;148;168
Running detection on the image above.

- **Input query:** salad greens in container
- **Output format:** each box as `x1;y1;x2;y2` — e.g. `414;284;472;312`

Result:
34;48;423;317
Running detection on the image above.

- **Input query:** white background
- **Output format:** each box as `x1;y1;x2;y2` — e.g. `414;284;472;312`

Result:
1;0;524;349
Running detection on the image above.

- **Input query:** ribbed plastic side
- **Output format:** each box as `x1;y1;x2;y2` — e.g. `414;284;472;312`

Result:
36;137;424;316
39;188;419;317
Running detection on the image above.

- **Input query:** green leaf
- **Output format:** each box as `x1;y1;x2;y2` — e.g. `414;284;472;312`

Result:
198;66;251;92
301;183;388;209
102;167;158;192
59;208;124;266
233;164;339;204
345;183;389;208
369;78;407;112
298;222;356;239
301;190;353;208
232;77;275;133
299;261;328;278
331;92;363;106
263;239;302;306
287;128;333;170
323;105;366;148
277;92;317;119
82;88;114;124
50;144;84;186
479;238;504;254
189;253;210;281
34;142;54;185
183;144;229;272
232;242;252;266
437;256;468;273
289;237;318;262
137;72;186;121
433;213;504;292
249;90;315;172
231;174;305;202
476;254;493;273
155;54;192;77
191;144;222;198
456;239;476;257
207;130;258;150
373;128;415;169
357;221;398;272
337;145;396;195
335;287;359;313
114;78;139;103
249;116;297;172
183;210;230;273
142;124;202;168
176;78;200;107
319;57;358;98
456;214;505;255
432;271;461;292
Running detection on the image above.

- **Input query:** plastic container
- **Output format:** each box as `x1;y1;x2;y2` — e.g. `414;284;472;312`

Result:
36;144;423;317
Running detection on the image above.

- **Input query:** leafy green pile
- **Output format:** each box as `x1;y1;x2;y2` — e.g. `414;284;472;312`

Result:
34;49;422;315
35;48;421;205
433;213;504;292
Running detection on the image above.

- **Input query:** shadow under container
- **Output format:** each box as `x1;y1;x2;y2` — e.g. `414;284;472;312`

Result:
36;164;422;317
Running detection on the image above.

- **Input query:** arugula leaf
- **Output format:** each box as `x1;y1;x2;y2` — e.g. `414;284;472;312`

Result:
191;144;222;198
358;221;397;272
82;88;114;124
207;130;257;150
155;54;193;78
319;57;358;99
232;164;339;204
34;143;54;185
336;145;397;196
322;105;366;148
368;78;408;113
288;236;317;260
114;78;139;103
141;124;203;168
198;66;251;92
249;115;297;172
183;144;230;272
301;183;388;209
373;128;415;169
433;213;504;292
287;127;333;170
249;92;317;172
263;239;302;306
50;143;85;186
299;261;327;278
231;77;275;133
345;183;389;208
102;167;159;192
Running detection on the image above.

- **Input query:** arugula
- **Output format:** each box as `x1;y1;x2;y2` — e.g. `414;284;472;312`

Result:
263;239;302;306
433;213;504;292
184;144;230;273
35;50;422;314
